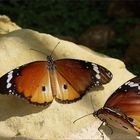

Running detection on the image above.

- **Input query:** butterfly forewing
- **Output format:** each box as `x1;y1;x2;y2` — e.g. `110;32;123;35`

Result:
105;77;140;115
55;59;112;94
0;61;53;106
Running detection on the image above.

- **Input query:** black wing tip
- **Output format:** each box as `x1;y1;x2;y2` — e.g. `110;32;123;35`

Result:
99;68;113;85
104;71;113;84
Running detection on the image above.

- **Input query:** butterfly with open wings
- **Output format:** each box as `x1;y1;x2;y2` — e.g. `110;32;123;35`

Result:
0;55;112;107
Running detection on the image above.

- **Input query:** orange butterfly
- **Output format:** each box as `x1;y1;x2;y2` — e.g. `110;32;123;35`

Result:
0;55;112;106
74;77;140;138
94;76;140;138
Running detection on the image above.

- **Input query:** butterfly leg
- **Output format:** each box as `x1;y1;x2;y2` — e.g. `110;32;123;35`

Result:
98;121;105;140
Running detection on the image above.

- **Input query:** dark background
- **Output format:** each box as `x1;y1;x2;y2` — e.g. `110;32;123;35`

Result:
0;0;140;75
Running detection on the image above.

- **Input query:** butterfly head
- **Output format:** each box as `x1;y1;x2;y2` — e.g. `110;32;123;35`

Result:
92;109;107;123
47;55;54;62
93;110;99;117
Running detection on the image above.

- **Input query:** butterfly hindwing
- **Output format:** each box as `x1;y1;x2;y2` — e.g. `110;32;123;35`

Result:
0;61;53;106
96;107;140;136
53;71;81;103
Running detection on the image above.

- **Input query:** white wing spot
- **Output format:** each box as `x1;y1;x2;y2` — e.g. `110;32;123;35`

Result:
92;64;101;79
96;74;101;79
124;81;130;85
92;64;100;74
9;89;12;93
129;83;139;87
7;83;12;89
118;86;122;89
128;82;134;87
96;81;99;84
124;80;140;93
6;71;13;89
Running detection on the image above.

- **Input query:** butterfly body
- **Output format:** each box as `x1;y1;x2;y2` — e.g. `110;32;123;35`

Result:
94;77;140;137
0;56;112;106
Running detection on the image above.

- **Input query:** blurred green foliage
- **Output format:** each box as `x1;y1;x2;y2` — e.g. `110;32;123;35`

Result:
0;0;140;74
0;0;111;37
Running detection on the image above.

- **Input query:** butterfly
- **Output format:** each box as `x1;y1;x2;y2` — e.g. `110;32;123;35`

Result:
93;76;140;138
0;55;112;106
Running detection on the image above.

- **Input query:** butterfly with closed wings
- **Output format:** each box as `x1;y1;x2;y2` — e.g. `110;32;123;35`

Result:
94;76;140;138
74;76;140;139
0;54;112;107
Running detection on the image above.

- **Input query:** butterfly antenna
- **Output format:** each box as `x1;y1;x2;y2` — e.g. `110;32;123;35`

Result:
73;96;97;124
30;41;60;57
73;113;93;124
50;41;60;56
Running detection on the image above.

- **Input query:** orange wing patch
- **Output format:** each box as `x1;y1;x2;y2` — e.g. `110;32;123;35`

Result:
53;71;81;103
15;62;53;105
